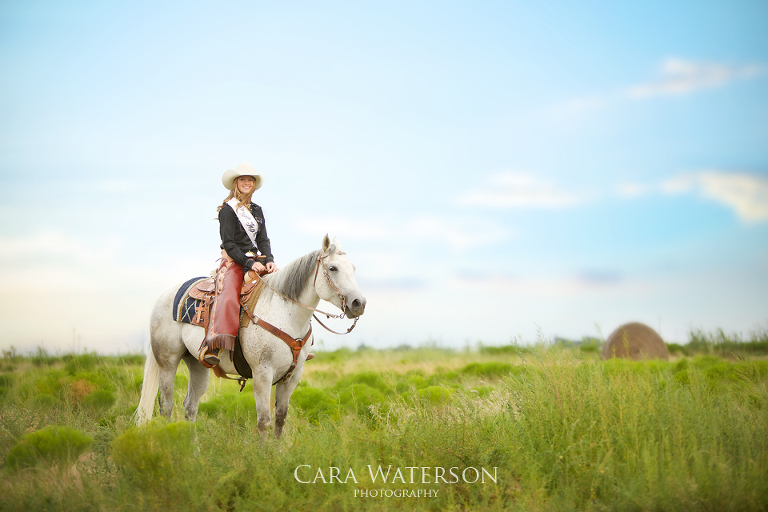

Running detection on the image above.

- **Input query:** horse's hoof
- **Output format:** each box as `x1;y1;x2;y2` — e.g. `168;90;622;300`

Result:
306;352;315;361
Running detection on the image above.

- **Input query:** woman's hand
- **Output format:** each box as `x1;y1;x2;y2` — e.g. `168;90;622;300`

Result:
265;262;278;273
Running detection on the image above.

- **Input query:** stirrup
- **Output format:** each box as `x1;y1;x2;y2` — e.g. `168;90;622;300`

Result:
198;346;220;368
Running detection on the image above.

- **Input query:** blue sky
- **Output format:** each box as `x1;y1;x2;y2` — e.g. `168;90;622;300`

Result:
1;0;767;353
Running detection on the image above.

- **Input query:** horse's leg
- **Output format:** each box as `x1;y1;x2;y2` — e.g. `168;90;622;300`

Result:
154;351;183;419
251;367;275;440
274;371;302;440
147;285;186;420
182;353;210;421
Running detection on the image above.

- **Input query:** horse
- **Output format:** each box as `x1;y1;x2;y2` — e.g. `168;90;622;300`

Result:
135;235;366;439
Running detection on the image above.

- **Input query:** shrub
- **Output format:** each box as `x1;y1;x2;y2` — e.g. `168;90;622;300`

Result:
674;369;691;385
395;371;430;393
81;389;116;412
667;343;688;355
31;347;59;366
316;347;354;363
333;371;391;394
687;328;768;356
670;358;687;373
470;385;494;398
737;360;768;381
33;393;59;408
63;352;100;374
174;373;189;389
417;385;455;405
461;361;514;378
111;421;197;492
600;358;670;378
198;392;255;419
336;383;387;418
72;371;115;392
580;337;603;353
116;354;145;365
291;387;340;423
479;343;532;355
426;370;461;387
198;397;225;417
5;425;92;471
69;379;96;402
2;338;768;511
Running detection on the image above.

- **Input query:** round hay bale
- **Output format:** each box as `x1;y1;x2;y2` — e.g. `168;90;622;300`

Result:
601;322;670;360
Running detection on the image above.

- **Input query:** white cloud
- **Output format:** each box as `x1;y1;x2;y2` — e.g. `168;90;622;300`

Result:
664;171;768;222
293;217;387;240
698;173;768;221
404;215;511;248
295;214;512;249
458;172;586;209
561;95;611;114
625;59;763;99
91;180;140;194
617;182;651;198
661;175;695;194
552;58;764;115
0;231;174;294
458;170;768;223
0;231;119;264
454;271;633;297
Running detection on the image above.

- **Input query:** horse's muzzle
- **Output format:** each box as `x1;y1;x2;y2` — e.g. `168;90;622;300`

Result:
345;296;367;318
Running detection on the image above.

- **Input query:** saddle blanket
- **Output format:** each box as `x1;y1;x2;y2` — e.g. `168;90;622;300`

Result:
172;275;265;327
172;277;211;324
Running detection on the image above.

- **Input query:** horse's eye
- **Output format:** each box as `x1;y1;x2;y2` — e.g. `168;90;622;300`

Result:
329;266;338;272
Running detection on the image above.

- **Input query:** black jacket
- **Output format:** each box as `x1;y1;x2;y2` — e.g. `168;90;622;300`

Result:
219;202;274;271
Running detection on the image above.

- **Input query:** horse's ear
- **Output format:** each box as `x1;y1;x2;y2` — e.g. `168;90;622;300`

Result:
331;236;343;253
322;234;331;253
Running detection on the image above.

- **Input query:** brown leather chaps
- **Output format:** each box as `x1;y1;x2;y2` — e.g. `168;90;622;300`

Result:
202;254;245;352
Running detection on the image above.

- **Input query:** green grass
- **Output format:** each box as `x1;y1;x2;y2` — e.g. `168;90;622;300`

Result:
1;330;767;511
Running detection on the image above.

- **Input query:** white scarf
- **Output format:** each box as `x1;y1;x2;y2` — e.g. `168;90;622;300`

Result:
227;198;259;247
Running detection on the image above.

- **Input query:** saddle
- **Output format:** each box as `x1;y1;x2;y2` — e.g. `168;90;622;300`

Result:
185;273;263;385
195;271;312;387
187;274;263;330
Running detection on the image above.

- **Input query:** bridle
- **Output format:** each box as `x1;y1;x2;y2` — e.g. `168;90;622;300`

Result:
235;250;359;385
252;250;359;336
311;250;360;335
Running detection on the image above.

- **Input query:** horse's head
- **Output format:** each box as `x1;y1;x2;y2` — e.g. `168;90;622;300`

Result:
314;234;367;318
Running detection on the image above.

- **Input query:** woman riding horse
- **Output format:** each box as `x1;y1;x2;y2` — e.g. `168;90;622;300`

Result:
198;163;278;367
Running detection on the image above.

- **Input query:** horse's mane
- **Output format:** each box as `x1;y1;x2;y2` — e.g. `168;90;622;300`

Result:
262;249;321;302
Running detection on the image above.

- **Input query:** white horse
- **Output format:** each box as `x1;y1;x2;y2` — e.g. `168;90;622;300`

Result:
135;235;366;439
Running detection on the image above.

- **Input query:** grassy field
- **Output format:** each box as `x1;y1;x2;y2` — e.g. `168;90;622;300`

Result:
1;330;767;511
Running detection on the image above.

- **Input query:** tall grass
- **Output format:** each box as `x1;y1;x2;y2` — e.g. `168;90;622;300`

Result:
685;328;768;356
1;333;767;511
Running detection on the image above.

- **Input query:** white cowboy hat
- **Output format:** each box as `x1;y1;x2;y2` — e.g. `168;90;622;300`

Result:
222;163;264;191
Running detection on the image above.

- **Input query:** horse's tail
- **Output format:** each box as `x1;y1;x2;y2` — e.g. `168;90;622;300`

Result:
134;341;159;426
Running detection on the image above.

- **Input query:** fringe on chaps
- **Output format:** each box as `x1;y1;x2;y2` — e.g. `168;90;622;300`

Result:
202;255;245;353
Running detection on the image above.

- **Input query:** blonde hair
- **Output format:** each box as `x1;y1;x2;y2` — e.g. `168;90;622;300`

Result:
217;177;255;213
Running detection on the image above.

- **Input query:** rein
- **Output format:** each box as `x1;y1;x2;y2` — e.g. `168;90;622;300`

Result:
252;250;359;336
221;249;359;387
237;250;356;383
